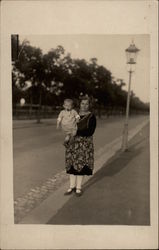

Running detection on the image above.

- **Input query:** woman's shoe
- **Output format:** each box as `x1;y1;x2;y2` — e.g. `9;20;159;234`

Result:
64;187;76;195
75;189;83;197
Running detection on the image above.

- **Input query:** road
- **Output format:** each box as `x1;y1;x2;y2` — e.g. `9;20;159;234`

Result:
13;115;148;199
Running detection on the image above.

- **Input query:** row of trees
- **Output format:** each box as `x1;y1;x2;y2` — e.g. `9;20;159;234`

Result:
12;35;149;113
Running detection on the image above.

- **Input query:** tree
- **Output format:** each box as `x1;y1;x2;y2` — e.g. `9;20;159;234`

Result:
12;41;149;119
14;41;46;122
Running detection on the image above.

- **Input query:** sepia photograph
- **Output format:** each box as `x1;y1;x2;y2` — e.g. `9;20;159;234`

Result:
12;34;150;225
0;0;158;249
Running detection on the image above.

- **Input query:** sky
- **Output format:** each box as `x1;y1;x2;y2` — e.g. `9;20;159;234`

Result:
19;34;150;103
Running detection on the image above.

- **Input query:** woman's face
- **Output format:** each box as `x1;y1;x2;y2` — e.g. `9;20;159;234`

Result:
80;99;89;112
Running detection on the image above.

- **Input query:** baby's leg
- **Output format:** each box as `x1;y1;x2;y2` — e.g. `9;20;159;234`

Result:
61;125;71;146
66;126;77;145
62;125;77;146
64;134;71;143
72;125;77;136
63;133;71;147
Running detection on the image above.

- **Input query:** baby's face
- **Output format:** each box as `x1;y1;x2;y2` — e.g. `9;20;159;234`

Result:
63;102;72;111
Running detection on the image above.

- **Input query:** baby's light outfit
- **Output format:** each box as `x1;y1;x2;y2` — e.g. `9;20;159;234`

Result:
57;109;79;136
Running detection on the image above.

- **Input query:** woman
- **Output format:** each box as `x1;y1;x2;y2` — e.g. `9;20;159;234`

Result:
64;96;96;197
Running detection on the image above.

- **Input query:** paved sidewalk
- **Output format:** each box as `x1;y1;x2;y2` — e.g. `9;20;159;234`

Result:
18;119;148;224
47;123;150;225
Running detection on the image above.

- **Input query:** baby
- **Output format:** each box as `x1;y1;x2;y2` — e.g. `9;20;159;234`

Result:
57;99;80;146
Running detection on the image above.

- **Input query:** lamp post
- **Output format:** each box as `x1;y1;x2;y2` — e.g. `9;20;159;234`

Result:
121;41;140;151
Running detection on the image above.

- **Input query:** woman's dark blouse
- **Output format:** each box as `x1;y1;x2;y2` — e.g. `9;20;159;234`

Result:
76;113;96;137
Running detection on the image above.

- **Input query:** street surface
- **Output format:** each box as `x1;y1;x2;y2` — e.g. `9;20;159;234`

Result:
13;115;148;200
47;124;150;225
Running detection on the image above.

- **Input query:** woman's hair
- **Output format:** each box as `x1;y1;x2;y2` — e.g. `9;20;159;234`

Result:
79;95;94;110
80;95;90;104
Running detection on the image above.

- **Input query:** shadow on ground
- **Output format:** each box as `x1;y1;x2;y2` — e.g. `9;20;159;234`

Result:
83;136;147;192
47;125;150;225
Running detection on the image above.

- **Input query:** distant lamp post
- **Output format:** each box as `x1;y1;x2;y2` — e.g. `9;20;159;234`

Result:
122;41;140;151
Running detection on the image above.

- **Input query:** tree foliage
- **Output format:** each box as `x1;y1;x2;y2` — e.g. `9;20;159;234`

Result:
12;40;149;112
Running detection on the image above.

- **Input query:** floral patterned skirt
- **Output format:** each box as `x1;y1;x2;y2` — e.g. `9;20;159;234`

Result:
65;136;94;175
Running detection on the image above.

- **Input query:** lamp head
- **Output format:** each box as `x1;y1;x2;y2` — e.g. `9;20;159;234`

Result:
125;41;140;64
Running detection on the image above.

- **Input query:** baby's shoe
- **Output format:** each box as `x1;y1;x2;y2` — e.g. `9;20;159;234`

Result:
63;140;69;147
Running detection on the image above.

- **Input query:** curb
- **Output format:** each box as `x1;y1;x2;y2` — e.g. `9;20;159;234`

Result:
19;119;149;224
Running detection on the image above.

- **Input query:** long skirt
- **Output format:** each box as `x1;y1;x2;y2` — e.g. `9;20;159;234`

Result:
65;135;94;175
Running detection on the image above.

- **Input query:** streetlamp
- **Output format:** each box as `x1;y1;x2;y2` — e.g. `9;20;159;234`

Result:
121;41;140;151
